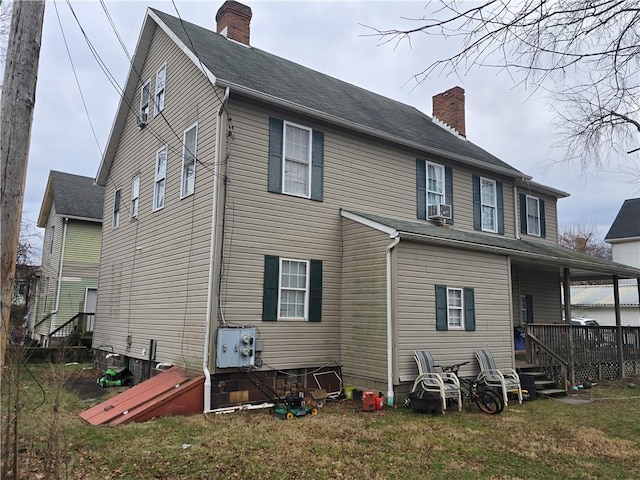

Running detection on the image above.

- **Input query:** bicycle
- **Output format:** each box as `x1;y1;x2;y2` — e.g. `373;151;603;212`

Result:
437;361;504;414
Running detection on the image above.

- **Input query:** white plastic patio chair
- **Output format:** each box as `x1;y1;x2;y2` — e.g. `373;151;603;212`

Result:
475;349;523;406
411;350;462;413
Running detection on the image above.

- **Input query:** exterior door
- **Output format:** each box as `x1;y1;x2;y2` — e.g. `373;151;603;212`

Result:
84;288;98;332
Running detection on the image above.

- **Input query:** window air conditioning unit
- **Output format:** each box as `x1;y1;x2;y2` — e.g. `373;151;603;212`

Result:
136;113;148;127
428;203;452;220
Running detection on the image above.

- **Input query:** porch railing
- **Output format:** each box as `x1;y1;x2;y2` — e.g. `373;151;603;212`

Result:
525;324;640;385
47;312;94;347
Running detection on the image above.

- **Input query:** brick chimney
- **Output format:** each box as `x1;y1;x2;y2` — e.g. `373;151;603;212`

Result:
216;1;252;45
432;86;466;137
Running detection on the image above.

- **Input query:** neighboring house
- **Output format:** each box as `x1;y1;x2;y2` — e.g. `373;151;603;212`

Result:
570;284;639;327
564;198;640;327
92;1;640;409
605;198;640;270
11;265;40;344
33;171;104;346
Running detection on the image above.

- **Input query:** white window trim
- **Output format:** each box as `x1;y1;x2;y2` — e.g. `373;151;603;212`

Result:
112;188;121;229
282;120;312;199
140;79;151;121
426;161;445;206
480;177;497;233
131;175;140;218
446;287;464;330
180;122;198;199
525;195;541;237
153;146;167;212
277;258;310;321
154;63;166;116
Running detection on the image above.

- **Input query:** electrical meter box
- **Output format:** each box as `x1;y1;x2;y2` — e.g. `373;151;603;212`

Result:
216;327;256;368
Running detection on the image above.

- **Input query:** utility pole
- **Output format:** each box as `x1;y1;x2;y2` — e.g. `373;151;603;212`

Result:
0;0;46;377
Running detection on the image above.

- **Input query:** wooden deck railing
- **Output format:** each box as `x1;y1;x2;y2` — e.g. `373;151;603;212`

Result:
48;312;94;347
525;324;640;384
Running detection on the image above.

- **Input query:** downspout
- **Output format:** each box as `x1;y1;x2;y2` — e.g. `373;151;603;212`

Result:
203;87;230;413
51;217;69;321
513;183;521;240
386;234;400;406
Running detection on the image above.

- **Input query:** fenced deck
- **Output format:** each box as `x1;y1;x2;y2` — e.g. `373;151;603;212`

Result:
525;324;640;387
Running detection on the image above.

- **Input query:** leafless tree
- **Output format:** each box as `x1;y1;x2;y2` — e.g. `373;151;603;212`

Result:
369;1;640;174
559;220;612;260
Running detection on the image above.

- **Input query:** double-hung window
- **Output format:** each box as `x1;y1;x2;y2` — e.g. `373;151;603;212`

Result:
131;176;140;218
526;195;540;236
113;189;121;228
278;259;309;319
435;284;475;331
140;80;150;122
427;162;445;206
447;288;463;329
181;123;197;198
154;147;167;211
480;177;497;232
154;64;166;116
283;122;312;197
268;117;324;201
262;255;323;322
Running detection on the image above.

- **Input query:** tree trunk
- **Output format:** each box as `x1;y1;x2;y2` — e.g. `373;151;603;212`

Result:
0;0;45;378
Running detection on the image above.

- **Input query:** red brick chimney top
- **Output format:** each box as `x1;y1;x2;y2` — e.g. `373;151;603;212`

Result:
432;86;466;137
216;1;252;46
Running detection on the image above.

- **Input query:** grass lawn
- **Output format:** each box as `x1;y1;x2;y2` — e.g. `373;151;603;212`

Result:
3;363;640;479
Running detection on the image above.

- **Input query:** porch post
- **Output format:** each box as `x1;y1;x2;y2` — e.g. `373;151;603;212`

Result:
562;268;571;324
613;275;624;378
563;268;575;385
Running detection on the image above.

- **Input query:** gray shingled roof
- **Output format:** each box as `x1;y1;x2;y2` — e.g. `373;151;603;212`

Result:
50;171;105;220
605;198;640;241
150;9;523;176
344;210;640;279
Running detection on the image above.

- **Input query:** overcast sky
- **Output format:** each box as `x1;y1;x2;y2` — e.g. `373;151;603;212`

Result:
18;0;640;251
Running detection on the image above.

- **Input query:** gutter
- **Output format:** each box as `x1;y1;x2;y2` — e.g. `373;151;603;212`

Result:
203;87;230;413
385;234;400;406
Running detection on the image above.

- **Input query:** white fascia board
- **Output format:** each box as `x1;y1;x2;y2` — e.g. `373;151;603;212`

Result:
606;236;640;244
218;80;531;181
340;210;398;238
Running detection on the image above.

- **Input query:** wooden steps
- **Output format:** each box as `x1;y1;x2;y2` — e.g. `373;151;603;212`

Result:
517;364;567;399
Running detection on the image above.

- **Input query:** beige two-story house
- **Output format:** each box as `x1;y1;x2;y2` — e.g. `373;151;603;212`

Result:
93;1;640;410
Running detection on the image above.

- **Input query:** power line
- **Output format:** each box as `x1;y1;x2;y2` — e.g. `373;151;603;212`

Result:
53;0;103;156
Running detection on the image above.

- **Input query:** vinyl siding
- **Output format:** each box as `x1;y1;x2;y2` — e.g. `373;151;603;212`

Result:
34;207;64;334
395;241;514;381
54;278;99;326
516;266;562;323
612;241;640;269
64;220;102;263
516;188;559;244
341;219;390;388
94;25;220;369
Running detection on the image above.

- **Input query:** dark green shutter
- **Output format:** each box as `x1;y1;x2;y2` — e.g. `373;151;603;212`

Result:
435;284;448;331
262;255;279;321
472;175;481;230
268;118;283;193
464;287;476;331
311;130;324;201
309;260;323;322
416;159;426;220
520;193;527;235
539;199;546;238
445;166;454;225
525;295;534;323
496;181;504;235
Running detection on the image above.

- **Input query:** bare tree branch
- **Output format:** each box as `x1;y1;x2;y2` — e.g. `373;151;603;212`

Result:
366;0;640;172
